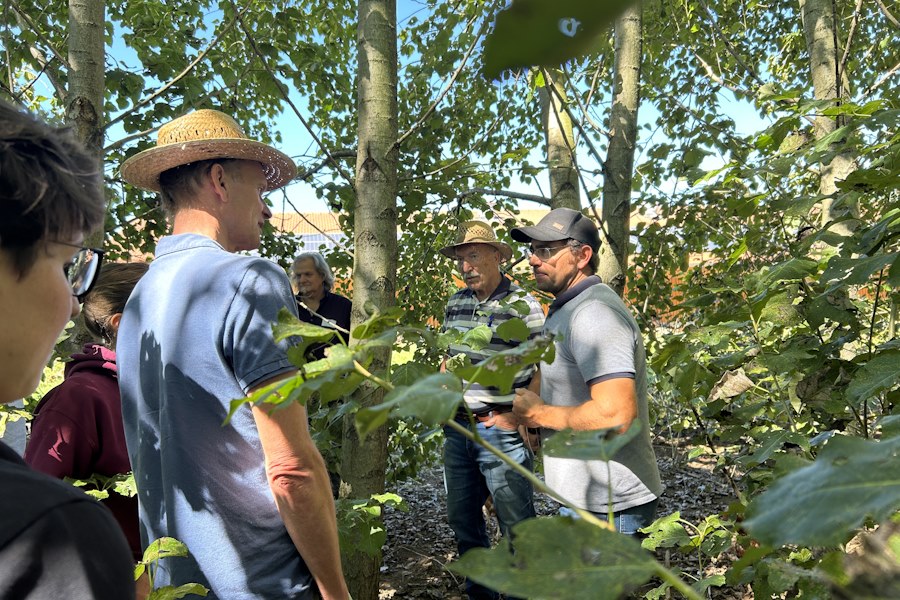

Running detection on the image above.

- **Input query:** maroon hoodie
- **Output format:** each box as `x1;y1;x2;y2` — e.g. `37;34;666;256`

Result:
25;343;141;559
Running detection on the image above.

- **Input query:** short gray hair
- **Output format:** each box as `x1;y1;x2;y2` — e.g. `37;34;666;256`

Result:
291;251;335;291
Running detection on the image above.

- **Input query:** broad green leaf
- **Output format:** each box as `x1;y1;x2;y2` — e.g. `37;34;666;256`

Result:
460;324;493;350
149;583;209;600
745;435;900;546
350;304;405;340
542;420;642;461
761;258;819;285
821;254;898;289
455;335;555;393
495;317;530;343
391;362;435;386
482;0;636;79
272;308;340;344
641;512;693;551
355;373;463;438
847;350;900;407
141;537;189;564
879;415;900;438
452;516;657;598
737;429;808;468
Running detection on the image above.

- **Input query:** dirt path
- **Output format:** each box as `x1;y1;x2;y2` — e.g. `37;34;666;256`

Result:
377;438;749;599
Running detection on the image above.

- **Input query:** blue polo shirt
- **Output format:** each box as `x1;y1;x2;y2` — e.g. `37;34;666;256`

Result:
117;234;313;599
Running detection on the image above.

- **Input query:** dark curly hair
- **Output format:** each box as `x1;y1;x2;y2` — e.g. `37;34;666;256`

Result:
0;100;105;276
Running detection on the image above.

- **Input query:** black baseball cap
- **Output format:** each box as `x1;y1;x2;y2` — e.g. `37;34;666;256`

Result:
510;208;601;252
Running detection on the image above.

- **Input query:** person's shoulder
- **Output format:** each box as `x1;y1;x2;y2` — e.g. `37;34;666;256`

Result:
331;292;352;306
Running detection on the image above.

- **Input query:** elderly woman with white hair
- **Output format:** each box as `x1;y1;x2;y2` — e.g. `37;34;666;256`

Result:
290;252;352;361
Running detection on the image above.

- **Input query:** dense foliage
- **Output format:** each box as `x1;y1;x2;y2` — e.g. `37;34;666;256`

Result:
2;0;898;597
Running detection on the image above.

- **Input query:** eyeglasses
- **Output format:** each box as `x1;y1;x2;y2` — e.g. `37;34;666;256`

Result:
525;243;573;262
55;241;104;301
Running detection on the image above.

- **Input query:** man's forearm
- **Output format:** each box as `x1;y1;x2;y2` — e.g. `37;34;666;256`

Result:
268;451;349;599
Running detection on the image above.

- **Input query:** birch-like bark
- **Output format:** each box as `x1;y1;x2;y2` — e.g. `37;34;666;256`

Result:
598;3;642;296
67;0;105;157
799;0;857;236
342;1;398;598
538;68;581;210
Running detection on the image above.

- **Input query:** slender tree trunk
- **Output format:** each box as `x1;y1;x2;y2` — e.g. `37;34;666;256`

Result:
67;0;105;350
799;0;857;237
598;3;642;296
538;68;580;210
67;0;105;157
342;1;398;598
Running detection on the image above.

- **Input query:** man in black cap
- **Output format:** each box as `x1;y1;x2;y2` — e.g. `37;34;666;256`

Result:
510;208;662;534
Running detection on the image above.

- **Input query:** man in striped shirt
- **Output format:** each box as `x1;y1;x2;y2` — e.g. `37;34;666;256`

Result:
439;220;545;600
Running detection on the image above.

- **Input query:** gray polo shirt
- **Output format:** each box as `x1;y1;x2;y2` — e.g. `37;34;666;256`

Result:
541;276;662;513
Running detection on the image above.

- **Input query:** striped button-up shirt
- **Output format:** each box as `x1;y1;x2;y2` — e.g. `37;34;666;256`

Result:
442;277;546;410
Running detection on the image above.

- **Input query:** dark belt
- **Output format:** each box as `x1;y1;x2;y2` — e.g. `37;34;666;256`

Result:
457;405;513;423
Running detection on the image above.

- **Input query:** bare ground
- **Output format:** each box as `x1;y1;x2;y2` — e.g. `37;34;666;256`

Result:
377;437;752;599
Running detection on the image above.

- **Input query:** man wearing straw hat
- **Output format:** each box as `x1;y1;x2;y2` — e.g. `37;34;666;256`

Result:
439;220;545;600
117;110;348;599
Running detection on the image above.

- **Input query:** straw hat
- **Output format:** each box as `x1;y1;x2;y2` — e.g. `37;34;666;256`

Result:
120;109;297;192
439;220;513;261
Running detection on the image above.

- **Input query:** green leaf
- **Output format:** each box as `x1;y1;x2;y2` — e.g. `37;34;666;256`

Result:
455;335;555;394
148;583;209;599
459;324;493;350
761;258;819;285
483;0;636;79
821;254;898;290
542;420;643;461
451;516;657;598
847;350;900;407
745;435;900;546
495;317;530;343
141;537;189;564
351;304;405;340
640;512;693;551
391;362;435;386
355;373;463;438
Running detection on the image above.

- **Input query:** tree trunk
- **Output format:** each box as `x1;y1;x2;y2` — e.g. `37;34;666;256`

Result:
799;0;857;237
598;3;642;296
67;0;105;158
67;0;105;350
342;1;398;598
538;68;580;210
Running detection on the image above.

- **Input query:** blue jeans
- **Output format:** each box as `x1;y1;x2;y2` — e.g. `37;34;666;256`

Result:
559;498;659;536
443;417;535;600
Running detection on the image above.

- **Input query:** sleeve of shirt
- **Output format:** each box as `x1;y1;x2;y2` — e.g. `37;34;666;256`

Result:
521;293;546;340
224;259;299;394
568;300;637;383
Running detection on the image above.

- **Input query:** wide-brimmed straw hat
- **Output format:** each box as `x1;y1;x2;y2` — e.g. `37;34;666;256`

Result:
120;109;297;192
439;220;513;261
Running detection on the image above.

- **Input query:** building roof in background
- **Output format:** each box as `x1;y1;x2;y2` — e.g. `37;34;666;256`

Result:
271;212;344;235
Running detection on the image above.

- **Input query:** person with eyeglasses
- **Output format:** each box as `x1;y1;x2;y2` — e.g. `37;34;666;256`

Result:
438;220;545;600
510;207;663;536
117;110;348;599
26;262;149;563
0;100;136;598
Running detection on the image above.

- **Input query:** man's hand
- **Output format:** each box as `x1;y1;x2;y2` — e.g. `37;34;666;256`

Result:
513;388;546;427
483;410;519;431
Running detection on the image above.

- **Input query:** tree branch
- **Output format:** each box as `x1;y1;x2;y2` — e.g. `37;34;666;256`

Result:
699;1;766;88
297;149;357;182
839;0;865;79
457;188;550;205
231;1;356;192
862;59;900;97
876;0;900;28
10;0;70;70
104;4;247;131
393;14;484;150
